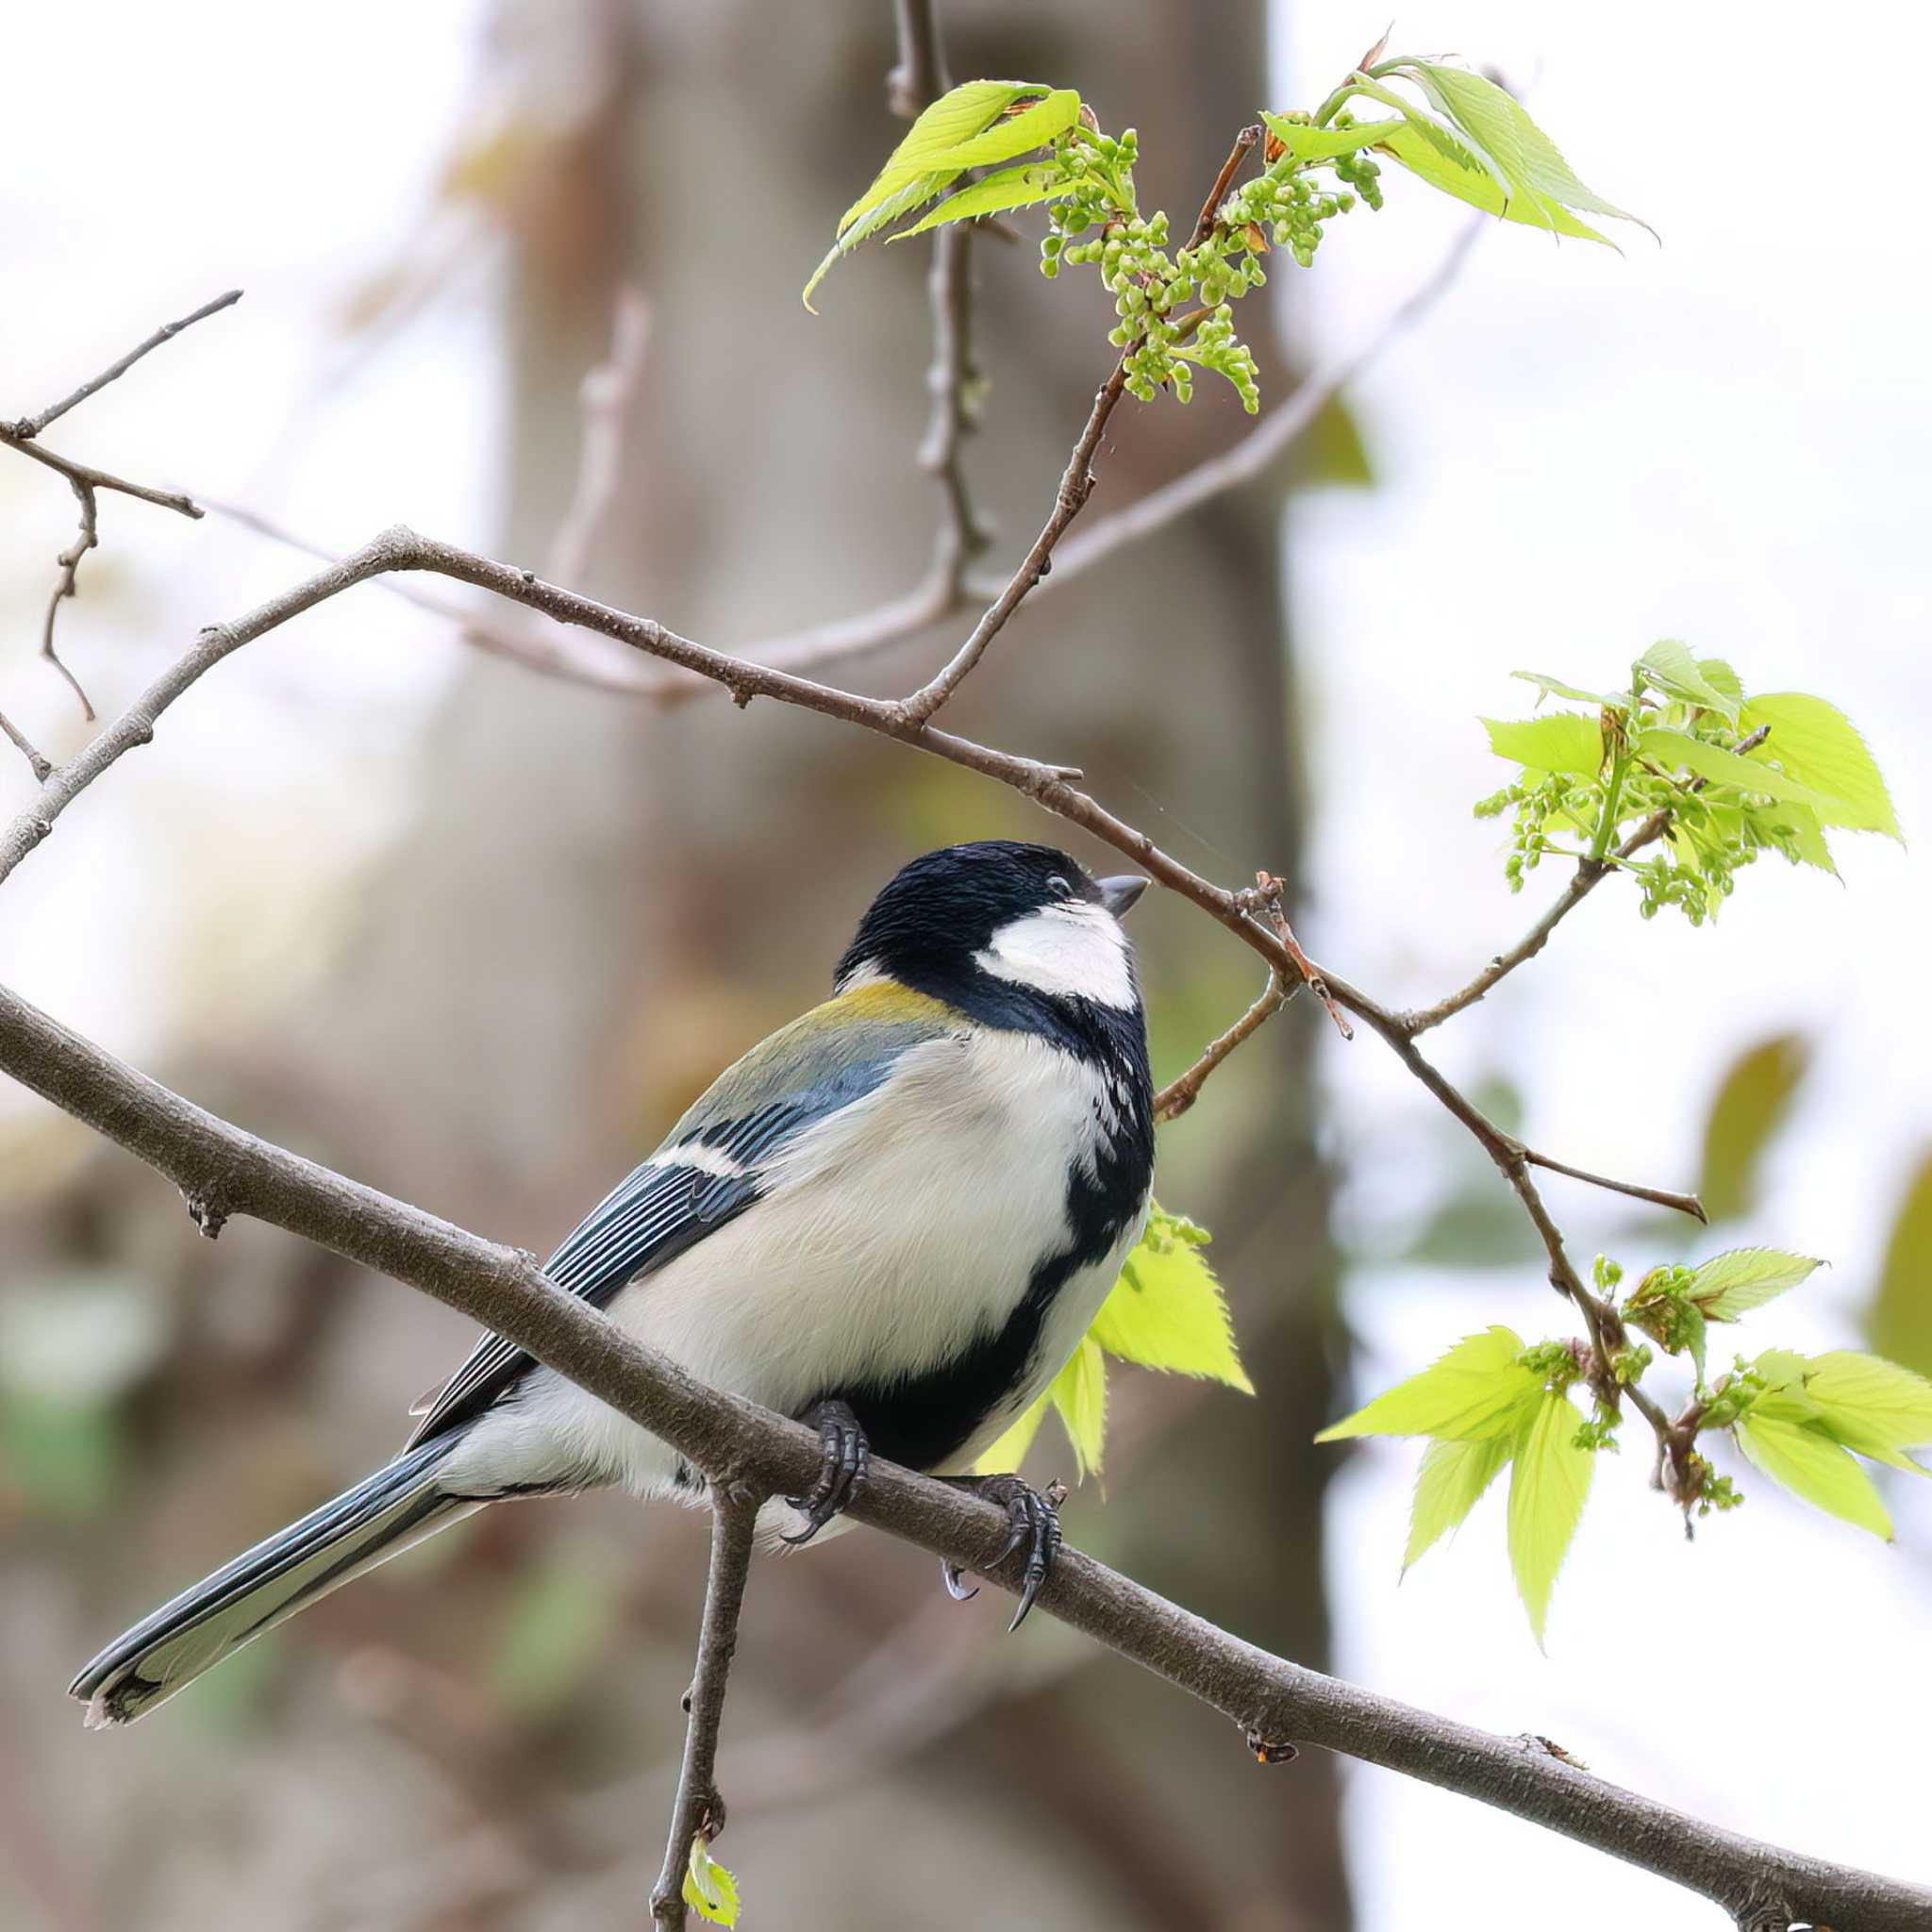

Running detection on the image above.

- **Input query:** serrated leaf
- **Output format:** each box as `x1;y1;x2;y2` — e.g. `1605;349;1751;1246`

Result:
1510;670;1622;709
1801;1352;1932;1470
1482;712;1605;777
683;1838;741;1926
1381;61;1651;239
1404;1434;1511;1572
1870;1153;1932;1378
1091;1210;1252;1392
841;81;1049;227
1689;1247;1824;1321
1258;110;1406;160
890;161;1058;241
804;80;1053;308
1050;1336;1108;1478
1635;728;1833;810
1637;640;1741;719
1696;1033;1810;1223
920;88;1079;170
1734;1411;1891;1539
1373;120;1611;244
1738;692;1901;841
974;1391;1049;1477
1507;1391;1594;1645
1317;1327;1541;1443
1771;800;1839;875
1697;658;1745;707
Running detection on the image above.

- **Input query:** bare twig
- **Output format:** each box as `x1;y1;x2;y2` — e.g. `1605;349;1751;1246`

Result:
1401;724;1774;1037
1191;124;1263;245
651;1491;760;1929
1153;971;1286;1122
0;707;52;782
1247;870;1352;1039
41;476;100;720
895;362;1128;725
0;430;203;518
5;290;242;441
546;287;652;587
1522;1147;1707;1224
0;979;1924;1930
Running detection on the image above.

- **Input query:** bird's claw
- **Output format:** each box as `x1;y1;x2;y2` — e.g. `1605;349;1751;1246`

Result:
939;1474;1065;1629
781;1400;869;1546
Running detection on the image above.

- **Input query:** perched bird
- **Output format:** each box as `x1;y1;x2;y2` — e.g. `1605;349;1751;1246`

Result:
72;840;1155;1725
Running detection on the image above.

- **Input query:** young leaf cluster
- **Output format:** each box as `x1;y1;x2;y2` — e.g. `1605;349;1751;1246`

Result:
975;1206;1252;1479
1321;1244;1932;1640
808;58;1643;413
1477;644;1900;923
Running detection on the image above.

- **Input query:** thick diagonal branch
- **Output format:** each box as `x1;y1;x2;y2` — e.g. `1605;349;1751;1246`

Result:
0;979;1924;1930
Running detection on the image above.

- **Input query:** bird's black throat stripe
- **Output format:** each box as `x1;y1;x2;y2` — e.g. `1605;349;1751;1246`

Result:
806;991;1154;1474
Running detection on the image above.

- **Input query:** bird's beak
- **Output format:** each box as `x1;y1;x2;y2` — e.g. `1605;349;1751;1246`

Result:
1098;875;1149;918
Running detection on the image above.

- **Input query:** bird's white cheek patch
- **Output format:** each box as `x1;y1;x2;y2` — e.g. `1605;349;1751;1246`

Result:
975;904;1137;1008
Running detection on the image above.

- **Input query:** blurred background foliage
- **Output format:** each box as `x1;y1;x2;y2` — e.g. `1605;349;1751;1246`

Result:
0;2;1925;1929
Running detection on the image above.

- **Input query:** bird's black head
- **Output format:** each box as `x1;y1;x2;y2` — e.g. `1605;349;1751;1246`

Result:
835;841;1149;1028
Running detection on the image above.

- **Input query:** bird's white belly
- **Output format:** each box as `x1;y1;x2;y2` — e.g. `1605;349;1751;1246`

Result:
443;1028;1147;1498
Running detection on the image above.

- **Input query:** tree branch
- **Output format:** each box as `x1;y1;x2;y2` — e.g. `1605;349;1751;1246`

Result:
4;290;242;442
650;1491;759;1929
0;977;1924;1929
1153;971;1286;1123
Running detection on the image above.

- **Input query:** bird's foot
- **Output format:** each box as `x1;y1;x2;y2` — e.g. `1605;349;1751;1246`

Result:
781;1399;870;1546
938;1474;1067;1630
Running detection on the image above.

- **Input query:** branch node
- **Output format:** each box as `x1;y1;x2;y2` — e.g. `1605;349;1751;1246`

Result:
1243;1724;1300;1765
183;1189;230;1241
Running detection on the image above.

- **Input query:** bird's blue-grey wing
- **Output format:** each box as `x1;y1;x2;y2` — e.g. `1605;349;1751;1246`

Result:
405;982;961;1447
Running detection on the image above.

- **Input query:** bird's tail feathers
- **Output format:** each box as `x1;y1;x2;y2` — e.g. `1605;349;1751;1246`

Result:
70;1437;478;1728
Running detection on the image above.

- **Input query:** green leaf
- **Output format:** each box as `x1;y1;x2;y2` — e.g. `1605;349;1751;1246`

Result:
1734;1410;1891;1539
1771;800;1839;875
890;161;1058;241
1697;658;1745;708
919;88;1079;170
1510;670;1621;709
1373;120;1612;244
1689;1247;1824;1321
804;80;1055;308
1379;61;1651;239
974;1391;1049;1477
1091;1208;1252;1391
1506;1391;1594;1645
1870;1152;1932;1378
1683;1304;1708;1390
1259;110;1405;160
1634;728;1834;809
683;1838;741;1926
1481;712;1605;777
1050;1336;1108;1478
1637;640;1741;719
1317;1327;1541;1444
1738;692;1902;841
1696;1033;1811;1222
1404;1434;1511;1572
1801;1351;1932;1471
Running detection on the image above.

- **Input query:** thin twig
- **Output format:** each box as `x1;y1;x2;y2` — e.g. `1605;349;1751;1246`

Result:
547;287;652;586
1248;871;1351;1039
0;979;1926;1930
894;361;1128;725
40;476;100;720
6;290;242;441
650;1490;760;1929
0;707;52;782
1522;1147;1707;1223
1402;724;1774;1036
1191;124;1262;245
1153;971;1287;1122
0;430;203;518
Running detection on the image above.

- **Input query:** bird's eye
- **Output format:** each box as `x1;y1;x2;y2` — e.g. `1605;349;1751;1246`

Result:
1047;873;1073;899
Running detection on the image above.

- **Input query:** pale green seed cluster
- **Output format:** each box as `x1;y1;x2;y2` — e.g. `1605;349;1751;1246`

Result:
1035;125;1265;411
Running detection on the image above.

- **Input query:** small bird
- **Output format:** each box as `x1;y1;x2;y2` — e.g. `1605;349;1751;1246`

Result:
72;841;1155;1725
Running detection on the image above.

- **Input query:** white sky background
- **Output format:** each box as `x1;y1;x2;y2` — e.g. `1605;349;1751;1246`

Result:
0;2;1925;1928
